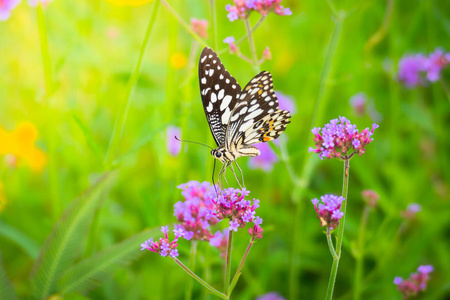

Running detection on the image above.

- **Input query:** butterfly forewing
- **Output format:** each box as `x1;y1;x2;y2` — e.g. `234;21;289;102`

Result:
199;47;242;146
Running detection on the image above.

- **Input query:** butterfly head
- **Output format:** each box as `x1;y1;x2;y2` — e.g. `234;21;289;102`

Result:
211;148;228;163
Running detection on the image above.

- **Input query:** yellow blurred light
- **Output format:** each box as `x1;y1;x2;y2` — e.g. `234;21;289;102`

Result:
170;52;187;70
0;182;6;213
106;0;154;6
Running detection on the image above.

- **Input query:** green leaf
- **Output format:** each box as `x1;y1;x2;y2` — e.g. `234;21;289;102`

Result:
0;252;16;300
30;172;117;299
0;221;40;259
57;227;160;296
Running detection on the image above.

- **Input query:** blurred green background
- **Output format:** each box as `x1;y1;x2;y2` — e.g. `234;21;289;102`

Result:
1;0;449;299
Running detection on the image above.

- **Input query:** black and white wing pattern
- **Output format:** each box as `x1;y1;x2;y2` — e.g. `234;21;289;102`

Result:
225;71;291;149
198;47;242;147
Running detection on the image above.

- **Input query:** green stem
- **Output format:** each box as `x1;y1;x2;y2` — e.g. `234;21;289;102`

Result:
36;3;60;220
325;158;350;300
209;0;218;50
224;230;233;295
161;0;209;47
173;258;228;299
217;16;266;55
364;0;394;53
185;241;198;300
326;228;338;261
104;0;160;167
244;18;260;72
288;14;344;300
354;205;370;300
229;238;255;293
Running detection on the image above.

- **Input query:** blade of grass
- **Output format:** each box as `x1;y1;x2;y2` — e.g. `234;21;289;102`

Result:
0;222;40;259
30;172;117;299
57;227;161;295
0;253;16;300
104;0;161;167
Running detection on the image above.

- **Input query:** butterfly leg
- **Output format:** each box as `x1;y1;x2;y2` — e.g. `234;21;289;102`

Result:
229;162;244;189
217;162;230;190
233;160;246;189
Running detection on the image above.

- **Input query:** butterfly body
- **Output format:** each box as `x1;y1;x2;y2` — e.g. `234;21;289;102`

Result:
198;47;291;186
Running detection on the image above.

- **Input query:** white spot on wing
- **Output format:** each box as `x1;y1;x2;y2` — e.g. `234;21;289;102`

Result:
209;69;214;76
211;92;217;103
221;107;231;124
220;95;232;110
220;74;224;79
201;56;207;63
244;108;263;121
218;89;225;100
201;77;206;84
206;102;213;112
215;84;220;90
248;104;259;112
239;107;248;114
239;119;253;132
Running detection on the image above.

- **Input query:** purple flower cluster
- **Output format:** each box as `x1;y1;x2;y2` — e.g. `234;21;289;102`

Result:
401;203;421;220
398;49;450;87
209;229;229;258
212;187;263;237
166;126;181;157
140;226;185;258
174;181;219;241
394;265;434;298
0;0;20;21
311;195;345;230
225;0;292;22
309;116;379;160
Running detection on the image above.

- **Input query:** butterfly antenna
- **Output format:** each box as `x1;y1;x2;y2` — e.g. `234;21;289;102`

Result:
212;159;220;200
175;136;214;150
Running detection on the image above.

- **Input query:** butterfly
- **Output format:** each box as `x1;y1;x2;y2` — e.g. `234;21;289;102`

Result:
198;47;291;188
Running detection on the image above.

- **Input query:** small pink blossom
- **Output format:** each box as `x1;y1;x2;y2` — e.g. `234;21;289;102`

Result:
140;226;183;258
394;265;434;298
166;126;181;157
190;18;208;39
311;194;344;230
223;36;239;54
0;0;20;21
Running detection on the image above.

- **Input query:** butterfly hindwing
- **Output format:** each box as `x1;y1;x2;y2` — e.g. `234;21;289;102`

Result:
199;47;242;146
225;71;291;148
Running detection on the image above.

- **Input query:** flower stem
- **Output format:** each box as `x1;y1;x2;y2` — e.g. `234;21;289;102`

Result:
209;0;218;50
104;0;160;167
229;238;255;293
326;228;339;261
217;16;266;55
353;205;370;300
161;0;209;47
325;158;350;300
244;18;260;72
173;258;228;299
224;230;234;295
185;241;198;300
36;3;60;220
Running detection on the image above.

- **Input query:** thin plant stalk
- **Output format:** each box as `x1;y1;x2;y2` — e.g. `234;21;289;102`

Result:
210;0;218;50
325;158;350;300
173;258;228;300
224;230;234;295
185;241;198;300
288;14;345;300
161;0;209;47
229;238;255;293
354;205;370;300
36;3;60;220
326;228;338;261
244;18;260;72
104;0;161;167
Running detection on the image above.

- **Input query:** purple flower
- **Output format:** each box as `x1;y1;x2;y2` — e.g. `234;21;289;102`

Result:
349;93;366;116
424;48;450;82
166;126;181;157
248;142;278;171
223;36;239;54
275;91;296;115
394;265;434;298
256;292;286;300
175;181;218;241
141;226;181;258
190;18;208;39
398;54;428;87
401;203;421;220
28;0;52;7
209;229;229;258
225;0;292;22
311;194;345;230
309;116;379;160
0;0;20;21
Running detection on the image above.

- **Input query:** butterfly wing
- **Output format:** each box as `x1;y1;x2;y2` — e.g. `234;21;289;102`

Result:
198;47;242;147
225;71;291;151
